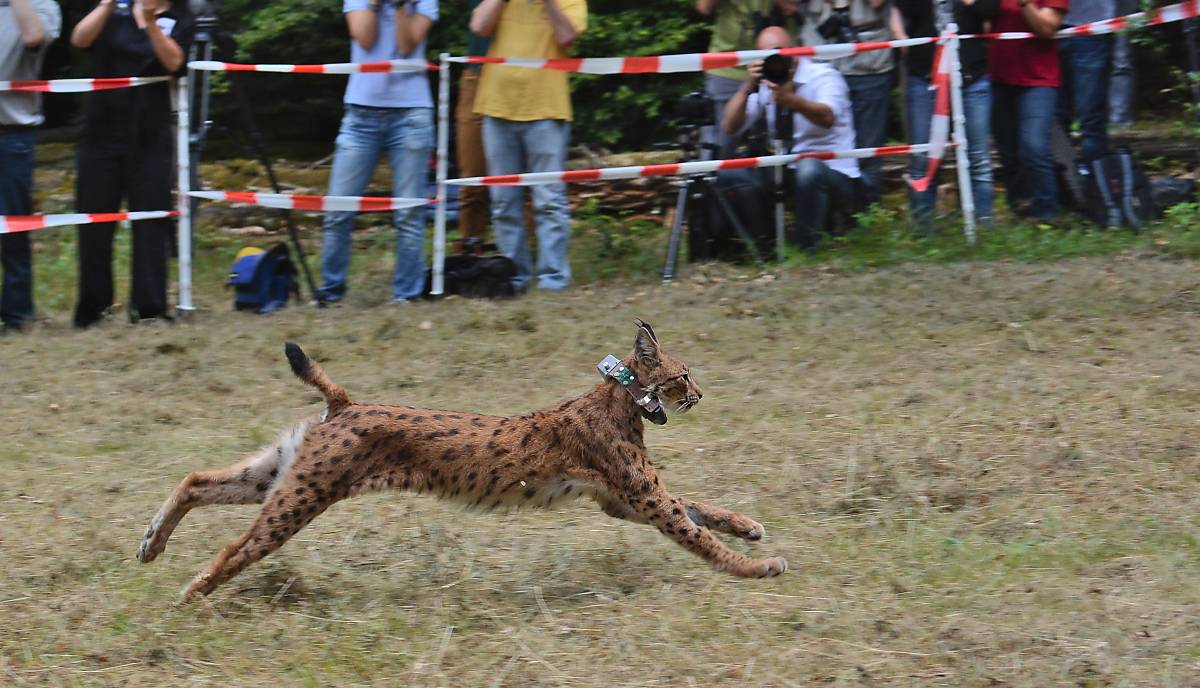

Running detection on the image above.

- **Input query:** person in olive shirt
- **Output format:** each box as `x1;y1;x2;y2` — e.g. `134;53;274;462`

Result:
70;0;193;327
892;0;998;233
696;0;799;159
456;0;492;246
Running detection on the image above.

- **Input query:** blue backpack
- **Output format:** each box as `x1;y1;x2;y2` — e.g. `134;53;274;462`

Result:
228;243;298;313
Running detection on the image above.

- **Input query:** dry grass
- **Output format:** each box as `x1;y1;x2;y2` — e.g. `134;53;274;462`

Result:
3;256;1200;686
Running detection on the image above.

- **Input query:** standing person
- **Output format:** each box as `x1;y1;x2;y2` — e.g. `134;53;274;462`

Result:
470;0;587;293
1058;0;1115;162
696;0;799;159
0;0;60;334
70;0;193;328
317;0;438;305
455;0;491;247
989;0;1069;220
799;0;894;205
892;0;997;234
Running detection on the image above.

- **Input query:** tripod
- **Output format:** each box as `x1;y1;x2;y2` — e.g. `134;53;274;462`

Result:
661;111;790;283
187;11;324;305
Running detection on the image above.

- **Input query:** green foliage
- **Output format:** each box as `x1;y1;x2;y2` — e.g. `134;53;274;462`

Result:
571;198;668;282
569;0;710;149
777;195;1200;271
209;0;368;146
203;0;709;152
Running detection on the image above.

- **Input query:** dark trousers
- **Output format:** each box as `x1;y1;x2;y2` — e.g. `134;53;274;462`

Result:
1059;34;1113;162
1;130;36;328
793;157;859;248
74;126;174;327
845;72;892;205
993;83;1059;220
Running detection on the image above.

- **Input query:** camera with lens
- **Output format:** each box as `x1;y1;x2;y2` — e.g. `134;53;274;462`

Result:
761;53;792;85
817;8;859;44
673;90;716;128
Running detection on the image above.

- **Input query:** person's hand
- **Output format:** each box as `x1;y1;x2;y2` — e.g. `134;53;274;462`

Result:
133;0;158;27
767;78;796;102
745;60;764;90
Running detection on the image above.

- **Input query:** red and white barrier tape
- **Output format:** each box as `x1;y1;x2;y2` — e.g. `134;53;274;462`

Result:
445;144;939;186
446;37;938;74
445;0;1195;75
187;59;435;74
189;190;433;212
0;211;177;234
965;0;1198;40
0;76;171;93
908;39;952;193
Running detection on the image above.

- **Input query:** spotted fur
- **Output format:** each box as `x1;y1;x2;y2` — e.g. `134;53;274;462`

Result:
138;321;787;602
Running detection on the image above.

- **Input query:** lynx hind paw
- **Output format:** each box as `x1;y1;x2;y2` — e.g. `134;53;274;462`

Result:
137;519;163;563
758;557;788;578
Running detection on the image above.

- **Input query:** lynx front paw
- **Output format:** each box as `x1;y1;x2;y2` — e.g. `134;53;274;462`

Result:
178;575;209;604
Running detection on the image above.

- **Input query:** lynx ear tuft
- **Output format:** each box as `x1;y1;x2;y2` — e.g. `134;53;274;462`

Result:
634;321;660;368
633;318;658;344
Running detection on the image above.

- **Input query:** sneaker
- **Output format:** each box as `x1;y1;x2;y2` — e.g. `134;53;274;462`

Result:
389;297;415;305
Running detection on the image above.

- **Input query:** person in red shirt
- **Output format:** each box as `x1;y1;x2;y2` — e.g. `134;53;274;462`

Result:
989;0;1068;220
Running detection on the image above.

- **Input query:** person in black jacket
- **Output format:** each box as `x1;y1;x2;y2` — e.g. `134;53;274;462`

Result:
69;0;193;328
891;0;997;234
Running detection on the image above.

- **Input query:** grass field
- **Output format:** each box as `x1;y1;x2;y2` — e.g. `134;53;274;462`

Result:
5;239;1200;685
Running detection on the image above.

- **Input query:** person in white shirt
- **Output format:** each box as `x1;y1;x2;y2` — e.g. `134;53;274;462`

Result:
1;0;61;333
721;25;861;249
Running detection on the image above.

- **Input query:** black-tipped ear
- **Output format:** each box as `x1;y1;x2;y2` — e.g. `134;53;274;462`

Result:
633;318;658;344
635;323;660;368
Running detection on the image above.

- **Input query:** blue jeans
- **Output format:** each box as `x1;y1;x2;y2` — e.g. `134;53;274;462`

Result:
845;72;892;204
0;130;35;328
993;83;1059;220
1059;34;1112;162
1109;34;1134;128
482;116;571;291
318;105;434;302
907;75;994;233
793;158;858;248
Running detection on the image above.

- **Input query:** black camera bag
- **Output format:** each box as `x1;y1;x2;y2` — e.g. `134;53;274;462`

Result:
688;170;776;263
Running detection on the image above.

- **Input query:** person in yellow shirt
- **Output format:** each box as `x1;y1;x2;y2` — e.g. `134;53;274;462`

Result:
470;0;587;292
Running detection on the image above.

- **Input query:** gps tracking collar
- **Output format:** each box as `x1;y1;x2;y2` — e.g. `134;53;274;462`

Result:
597;355;669;426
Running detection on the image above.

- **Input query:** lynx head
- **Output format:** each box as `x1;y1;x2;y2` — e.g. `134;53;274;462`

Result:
629;319;704;419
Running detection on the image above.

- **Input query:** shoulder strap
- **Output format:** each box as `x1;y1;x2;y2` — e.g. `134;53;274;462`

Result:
1118;151;1144;229
1091;157;1119;227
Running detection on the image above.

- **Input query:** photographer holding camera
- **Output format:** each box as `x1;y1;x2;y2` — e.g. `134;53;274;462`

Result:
798;0;893;205
70;0;193;328
722;26;861;249
696;0;799;159
315;0;438;305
